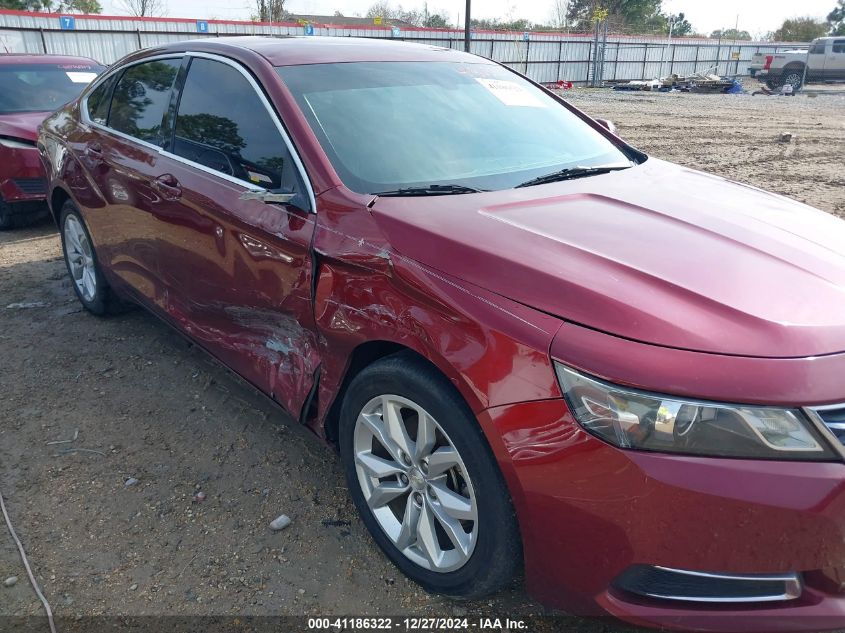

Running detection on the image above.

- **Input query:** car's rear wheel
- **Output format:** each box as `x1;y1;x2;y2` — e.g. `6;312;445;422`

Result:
59;200;125;315
339;351;521;599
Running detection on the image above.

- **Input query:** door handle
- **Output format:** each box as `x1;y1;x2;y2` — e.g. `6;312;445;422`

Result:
85;142;103;160
151;173;182;201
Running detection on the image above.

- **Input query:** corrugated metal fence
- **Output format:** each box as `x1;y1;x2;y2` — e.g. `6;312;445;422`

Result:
0;9;806;85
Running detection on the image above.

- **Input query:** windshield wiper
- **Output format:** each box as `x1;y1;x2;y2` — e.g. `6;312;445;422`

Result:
515;165;631;189
371;184;487;197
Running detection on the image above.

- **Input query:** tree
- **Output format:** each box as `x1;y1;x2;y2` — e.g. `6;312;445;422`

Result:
0;0;101;11
710;28;752;40
423;12;448;27
667;12;693;35
62;0;101;11
365;2;445;26
0;0;48;9
549;0;569;29
829;0;845;35
471;17;532;31
772;16;829;41
566;0;664;33
254;0;286;23
365;1;392;19
116;0;164;17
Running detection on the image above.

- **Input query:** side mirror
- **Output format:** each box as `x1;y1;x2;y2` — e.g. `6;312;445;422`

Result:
595;118;618;136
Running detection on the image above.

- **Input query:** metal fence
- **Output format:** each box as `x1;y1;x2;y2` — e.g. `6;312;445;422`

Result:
0;9;807;85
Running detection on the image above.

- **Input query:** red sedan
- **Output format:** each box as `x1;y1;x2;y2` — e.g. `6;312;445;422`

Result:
0;54;103;229
38;37;845;631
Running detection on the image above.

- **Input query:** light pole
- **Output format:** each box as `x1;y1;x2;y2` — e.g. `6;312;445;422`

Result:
658;14;676;80
464;0;471;52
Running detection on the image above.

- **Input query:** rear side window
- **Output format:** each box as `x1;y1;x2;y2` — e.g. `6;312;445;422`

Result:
172;57;296;190
810;41;827;54
108;58;180;146
86;74;116;125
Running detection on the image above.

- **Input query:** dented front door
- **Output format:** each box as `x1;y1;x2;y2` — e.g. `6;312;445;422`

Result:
152;55;319;418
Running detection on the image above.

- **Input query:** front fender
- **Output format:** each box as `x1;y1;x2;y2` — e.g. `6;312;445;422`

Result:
311;187;564;437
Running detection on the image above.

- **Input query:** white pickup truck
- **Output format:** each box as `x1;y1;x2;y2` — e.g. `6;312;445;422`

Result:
750;36;845;90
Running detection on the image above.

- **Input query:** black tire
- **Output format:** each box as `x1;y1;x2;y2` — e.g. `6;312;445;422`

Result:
782;67;804;91
59;200;127;315
339;351;522;599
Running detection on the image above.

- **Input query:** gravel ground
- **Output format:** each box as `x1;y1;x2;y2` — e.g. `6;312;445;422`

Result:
1;86;844;631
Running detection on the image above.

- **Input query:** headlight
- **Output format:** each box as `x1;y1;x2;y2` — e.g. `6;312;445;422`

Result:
0;136;36;149
556;364;836;461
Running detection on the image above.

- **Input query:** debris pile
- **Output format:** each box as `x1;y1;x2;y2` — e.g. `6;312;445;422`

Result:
608;69;742;94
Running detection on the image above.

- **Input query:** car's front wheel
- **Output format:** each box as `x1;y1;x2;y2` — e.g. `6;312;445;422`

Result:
59;200;125;315
339;351;521;599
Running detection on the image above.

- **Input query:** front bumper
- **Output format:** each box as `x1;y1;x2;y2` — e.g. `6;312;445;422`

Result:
0;145;48;204
479;398;845;632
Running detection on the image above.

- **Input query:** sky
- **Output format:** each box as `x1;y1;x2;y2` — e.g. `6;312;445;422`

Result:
99;0;838;38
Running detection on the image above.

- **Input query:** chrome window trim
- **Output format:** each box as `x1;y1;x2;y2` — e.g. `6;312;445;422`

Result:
80;53;183;128
637;567;802;604
184;51;317;213
79;50;316;210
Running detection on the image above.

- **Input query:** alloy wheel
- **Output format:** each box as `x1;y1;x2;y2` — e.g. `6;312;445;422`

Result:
784;72;802;90
353;394;478;573
64;214;97;302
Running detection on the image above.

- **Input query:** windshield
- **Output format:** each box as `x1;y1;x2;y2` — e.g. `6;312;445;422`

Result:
0;63;104;115
277;61;632;194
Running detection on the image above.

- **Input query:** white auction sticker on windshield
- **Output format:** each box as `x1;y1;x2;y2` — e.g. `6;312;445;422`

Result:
66;71;98;84
475;78;546;107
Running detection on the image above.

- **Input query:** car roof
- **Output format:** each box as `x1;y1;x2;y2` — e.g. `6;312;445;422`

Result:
0;53;103;66
155;36;494;67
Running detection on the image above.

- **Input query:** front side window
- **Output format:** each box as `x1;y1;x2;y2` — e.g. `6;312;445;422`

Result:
833;40;845;54
0;62;104;115
108;59;180;146
172;58;297;191
277;61;632;194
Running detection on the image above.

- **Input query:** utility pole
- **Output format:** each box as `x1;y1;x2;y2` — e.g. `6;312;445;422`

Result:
733;14;740;75
659;15;676;80
464;0;471;52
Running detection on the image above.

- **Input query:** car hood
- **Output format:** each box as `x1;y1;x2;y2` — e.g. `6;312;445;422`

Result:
370;158;845;358
0;111;50;143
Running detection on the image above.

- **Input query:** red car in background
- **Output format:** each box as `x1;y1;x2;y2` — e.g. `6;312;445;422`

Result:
37;37;845;631
0;54;103;229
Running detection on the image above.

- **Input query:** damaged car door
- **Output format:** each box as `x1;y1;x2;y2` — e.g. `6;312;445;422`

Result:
153;54;319;417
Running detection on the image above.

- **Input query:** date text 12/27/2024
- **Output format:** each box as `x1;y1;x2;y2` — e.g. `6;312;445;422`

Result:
307;617;530;631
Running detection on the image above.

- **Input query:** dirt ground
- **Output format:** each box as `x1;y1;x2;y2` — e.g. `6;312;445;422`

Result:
1;86;844;631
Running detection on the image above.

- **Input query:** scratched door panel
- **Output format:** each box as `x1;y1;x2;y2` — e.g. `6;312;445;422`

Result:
152;154;319;416
149;55;320;415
